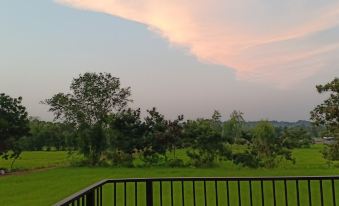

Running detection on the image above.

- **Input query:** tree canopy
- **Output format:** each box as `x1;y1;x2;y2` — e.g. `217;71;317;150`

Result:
311;77;339;161
311;77;339;132
0;93;29;161
44;72;131;165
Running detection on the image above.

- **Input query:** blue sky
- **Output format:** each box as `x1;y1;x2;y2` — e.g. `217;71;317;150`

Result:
0;0;338;121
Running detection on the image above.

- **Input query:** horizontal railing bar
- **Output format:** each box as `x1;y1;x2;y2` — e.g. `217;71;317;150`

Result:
105;176;339;183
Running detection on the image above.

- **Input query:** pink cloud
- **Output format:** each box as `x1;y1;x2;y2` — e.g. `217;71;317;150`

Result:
56;0;339;87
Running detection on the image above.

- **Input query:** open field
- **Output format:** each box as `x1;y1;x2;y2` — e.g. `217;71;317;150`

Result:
1;167;338;206
0;145;338;206
0;151;71;171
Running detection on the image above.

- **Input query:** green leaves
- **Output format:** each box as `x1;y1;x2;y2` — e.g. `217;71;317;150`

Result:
44;73;131;127
44;73;132;165
311;77;339;132
0;93;29;161
311;77;339;161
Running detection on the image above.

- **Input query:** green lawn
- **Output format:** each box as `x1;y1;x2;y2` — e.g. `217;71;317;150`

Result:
0;145;338;206
0;151;71;171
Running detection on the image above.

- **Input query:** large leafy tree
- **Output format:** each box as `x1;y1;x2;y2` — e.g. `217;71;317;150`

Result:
0;93;29;165
44;73;131;165
311;77;339;161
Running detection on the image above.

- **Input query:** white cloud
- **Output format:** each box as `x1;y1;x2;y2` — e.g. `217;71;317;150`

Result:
56;0;339;87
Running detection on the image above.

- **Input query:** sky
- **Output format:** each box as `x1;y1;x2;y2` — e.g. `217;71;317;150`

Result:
0;0;338;121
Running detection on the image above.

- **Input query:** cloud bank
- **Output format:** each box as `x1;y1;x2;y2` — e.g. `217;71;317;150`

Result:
56;0;339;87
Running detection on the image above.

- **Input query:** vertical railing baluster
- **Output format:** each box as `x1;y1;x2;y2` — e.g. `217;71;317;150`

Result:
101;186;103;206
284;180;288;206
193;181;196;206
124;182;127;206
86;189;95;206
160;181;163;206
146;180;153;206
238;180;242;206
332;179;336;206
135;182;138;206
171;181;174;206
226;181;230;206
114;182;117;206
320;180;324;206
215;181;218;206
296;180;300;206
272;180;276;206
204;181;207;206
96;187;99;206
261;180;265;206
308;180;312;206
182;181;185;206
249;180;253;206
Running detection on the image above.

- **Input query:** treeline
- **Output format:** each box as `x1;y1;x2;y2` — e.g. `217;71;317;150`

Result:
19;118;76;151
1;73;338;169
20;116;320;154
19;110;313;168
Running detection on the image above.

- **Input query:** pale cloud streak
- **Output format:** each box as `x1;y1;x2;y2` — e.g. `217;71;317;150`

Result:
56;0;339;87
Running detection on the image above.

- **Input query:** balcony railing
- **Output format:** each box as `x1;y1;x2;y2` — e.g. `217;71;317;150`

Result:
54;176;338;206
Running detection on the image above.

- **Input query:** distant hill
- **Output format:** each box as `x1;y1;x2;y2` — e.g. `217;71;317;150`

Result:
244;120;312;128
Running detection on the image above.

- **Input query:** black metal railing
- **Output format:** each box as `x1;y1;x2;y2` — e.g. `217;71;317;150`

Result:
54;176;339;206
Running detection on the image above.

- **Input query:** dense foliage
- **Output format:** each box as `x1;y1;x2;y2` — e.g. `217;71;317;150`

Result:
0;93;29;167
19;118;76;151
43;73;131;165
311;77;339;161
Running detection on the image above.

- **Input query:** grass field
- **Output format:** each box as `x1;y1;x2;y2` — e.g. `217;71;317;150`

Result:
0;145;338;206
0;151;71;171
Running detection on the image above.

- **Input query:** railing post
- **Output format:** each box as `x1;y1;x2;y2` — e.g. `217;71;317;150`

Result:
146;180;153;206
86;189;95;206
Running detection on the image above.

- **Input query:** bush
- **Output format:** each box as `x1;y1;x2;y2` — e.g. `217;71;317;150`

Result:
232;152;260;168
322;141;339;161
108;151;134;167
140;149;166;166
186;150;217;167
167;158;185;168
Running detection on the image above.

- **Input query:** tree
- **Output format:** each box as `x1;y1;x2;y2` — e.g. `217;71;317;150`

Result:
280;127;312;148
222;110;245;144
233;120;294;168
141;108;170;165
165;114;184;160
311;77;339;161
211;110;222;123
19;118;74;151
0;93;29;168
311;78;339;131
184;112;232;167
43;72;131;165
107;108;146;166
